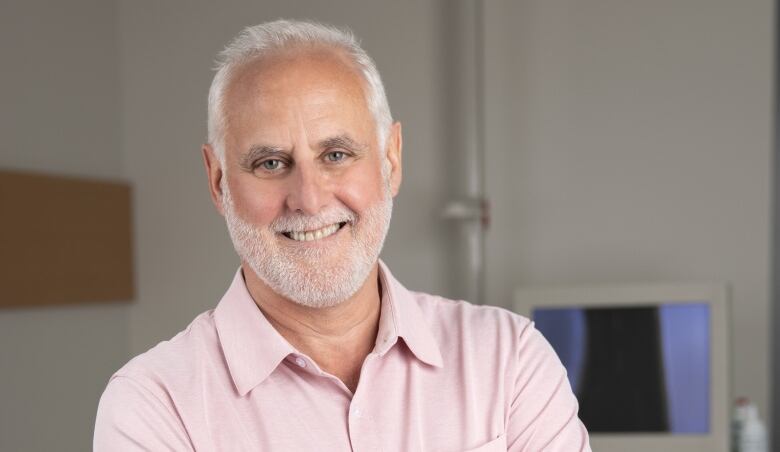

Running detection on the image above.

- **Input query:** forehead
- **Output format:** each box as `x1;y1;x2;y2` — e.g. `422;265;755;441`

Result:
223;47;375;148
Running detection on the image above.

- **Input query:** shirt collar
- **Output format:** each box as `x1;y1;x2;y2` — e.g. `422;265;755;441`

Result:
214;260;443;396
374;260;443;368
214;269;295;396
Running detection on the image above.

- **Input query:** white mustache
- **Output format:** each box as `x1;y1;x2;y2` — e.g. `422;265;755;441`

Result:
271;207;357;233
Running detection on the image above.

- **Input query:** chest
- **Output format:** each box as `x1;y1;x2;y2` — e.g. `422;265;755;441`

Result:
180;349;509;451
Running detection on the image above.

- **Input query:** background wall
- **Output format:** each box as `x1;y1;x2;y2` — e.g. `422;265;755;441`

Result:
0;1;129;451
0;0;775;450
483;0;775;422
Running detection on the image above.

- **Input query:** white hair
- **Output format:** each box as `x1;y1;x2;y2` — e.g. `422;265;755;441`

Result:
207;19;393;162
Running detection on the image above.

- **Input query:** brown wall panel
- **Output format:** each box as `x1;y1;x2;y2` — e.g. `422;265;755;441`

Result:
0;170;133;307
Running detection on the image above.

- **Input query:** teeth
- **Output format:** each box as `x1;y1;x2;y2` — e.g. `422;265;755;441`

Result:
286;223;341;242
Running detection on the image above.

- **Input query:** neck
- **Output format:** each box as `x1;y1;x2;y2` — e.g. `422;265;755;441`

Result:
242;262;382;392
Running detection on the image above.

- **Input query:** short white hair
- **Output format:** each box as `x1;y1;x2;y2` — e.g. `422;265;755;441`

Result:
207;19;393;162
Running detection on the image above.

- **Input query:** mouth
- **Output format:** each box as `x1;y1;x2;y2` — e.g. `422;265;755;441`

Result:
281;221;348;242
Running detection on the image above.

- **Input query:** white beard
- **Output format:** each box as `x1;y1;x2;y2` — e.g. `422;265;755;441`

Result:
221;179;393;308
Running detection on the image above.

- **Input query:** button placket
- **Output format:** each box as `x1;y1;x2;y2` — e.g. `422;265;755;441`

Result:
346;356;382;451
348;405;380;451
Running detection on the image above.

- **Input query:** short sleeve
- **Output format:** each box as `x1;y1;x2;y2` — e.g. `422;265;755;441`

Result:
506;322;592;452
94;375;194;451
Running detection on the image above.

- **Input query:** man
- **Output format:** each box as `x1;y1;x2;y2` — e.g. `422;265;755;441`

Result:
95;20;591;451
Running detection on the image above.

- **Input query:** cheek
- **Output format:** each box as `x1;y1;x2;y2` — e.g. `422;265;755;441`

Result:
335;163;386;213
228;178;286;226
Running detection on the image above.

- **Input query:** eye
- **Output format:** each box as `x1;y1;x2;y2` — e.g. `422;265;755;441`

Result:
325;151;346;162
259;159;283;171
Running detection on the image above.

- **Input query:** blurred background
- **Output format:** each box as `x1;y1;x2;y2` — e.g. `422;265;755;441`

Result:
0;0;775;450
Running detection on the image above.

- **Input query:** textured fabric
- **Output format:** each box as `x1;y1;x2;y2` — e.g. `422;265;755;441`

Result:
95;261;591;451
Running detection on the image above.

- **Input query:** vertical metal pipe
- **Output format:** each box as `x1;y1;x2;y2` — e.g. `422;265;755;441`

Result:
442;0;486;304
771;0;780;447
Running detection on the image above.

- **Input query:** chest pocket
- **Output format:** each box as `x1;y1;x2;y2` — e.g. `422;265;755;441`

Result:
462;434;506;452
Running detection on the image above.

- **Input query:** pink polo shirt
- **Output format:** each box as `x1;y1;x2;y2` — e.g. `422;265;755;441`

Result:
94;261;590;451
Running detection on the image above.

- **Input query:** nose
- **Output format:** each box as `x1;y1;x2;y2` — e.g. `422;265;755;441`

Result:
285;161;330;215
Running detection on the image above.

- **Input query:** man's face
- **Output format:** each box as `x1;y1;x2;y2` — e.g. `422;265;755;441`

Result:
207;48;401;307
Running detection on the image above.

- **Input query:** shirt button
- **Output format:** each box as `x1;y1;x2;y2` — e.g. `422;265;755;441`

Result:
352;407;362;418
295;357;307;368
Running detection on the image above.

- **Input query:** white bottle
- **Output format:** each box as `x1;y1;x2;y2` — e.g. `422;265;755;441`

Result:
735;399;767;452
732;397;748;452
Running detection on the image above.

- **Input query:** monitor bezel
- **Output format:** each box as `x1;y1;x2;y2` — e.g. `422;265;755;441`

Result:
513;283;730;452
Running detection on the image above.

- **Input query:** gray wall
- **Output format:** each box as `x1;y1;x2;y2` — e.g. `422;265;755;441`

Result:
0;1;129;451
0;0;775;449
483;0;774;423
773;3;780;447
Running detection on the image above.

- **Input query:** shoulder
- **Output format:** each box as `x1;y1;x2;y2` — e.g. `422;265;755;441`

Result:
410;291;534;342
94;311;219;450
408;291;566;373
108;309;221;395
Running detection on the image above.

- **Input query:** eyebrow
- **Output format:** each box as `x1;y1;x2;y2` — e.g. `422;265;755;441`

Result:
319;135;367;153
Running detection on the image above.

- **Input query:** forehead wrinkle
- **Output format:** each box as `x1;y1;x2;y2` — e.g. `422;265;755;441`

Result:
287;93;313;156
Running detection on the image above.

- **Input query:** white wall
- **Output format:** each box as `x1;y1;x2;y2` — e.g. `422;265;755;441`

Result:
0;1;129;450
483;0;774;422
117;0;453;354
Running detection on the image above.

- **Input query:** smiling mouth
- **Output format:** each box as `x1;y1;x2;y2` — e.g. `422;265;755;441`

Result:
281;222;348;242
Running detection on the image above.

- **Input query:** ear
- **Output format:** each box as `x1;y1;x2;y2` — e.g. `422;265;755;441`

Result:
202;143;226;216
385;121;403;197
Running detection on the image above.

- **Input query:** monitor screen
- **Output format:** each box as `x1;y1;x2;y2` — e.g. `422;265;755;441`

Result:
533;303;710;434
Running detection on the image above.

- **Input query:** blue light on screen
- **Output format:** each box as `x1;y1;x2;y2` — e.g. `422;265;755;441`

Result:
533;308;587;394
658;303;710;433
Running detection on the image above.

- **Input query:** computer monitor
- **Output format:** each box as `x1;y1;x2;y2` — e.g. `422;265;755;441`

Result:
513;283;730;452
